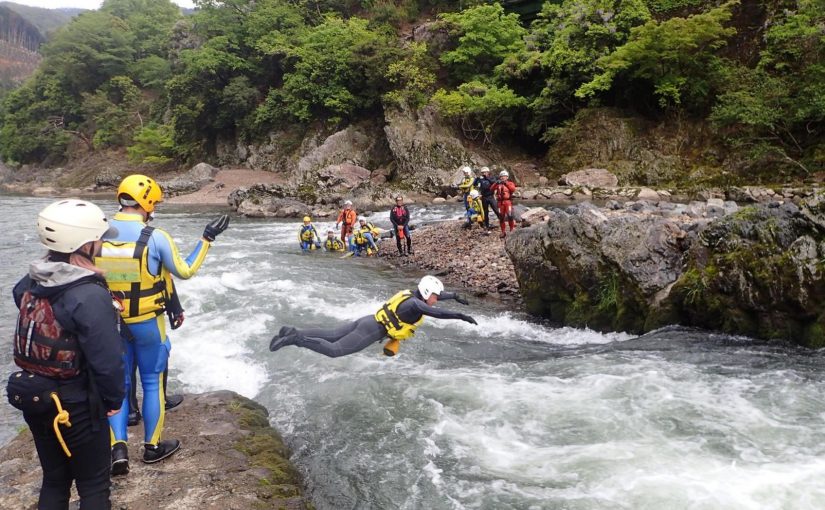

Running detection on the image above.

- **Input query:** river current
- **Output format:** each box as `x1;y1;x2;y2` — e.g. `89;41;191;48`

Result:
3;195;825;509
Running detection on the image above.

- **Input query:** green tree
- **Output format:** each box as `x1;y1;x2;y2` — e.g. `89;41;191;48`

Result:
439;3;526;82
384;41;437;109
577;2;736;109
432;81;527;144
499;0;651;139
127;122;176;163
273;15;398;123
101;0;181;58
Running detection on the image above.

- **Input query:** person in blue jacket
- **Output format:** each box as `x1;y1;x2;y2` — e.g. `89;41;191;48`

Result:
95;174;229;475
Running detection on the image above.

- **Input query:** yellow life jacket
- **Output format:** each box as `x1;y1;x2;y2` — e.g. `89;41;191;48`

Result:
300;225;317;242
459;176;474;192
374;290;423;341
469;197;484;223
353;229;367;245
96;226;167;324
325;238;345;251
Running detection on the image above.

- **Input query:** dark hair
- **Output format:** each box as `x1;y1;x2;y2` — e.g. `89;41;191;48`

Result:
47;251;71;263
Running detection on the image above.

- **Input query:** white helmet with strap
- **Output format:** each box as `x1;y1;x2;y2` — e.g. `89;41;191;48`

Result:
37;199;117;253
418;275;444;300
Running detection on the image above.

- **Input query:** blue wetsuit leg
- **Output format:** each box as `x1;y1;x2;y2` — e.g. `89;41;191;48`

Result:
130;316;170;445
108;334;135;444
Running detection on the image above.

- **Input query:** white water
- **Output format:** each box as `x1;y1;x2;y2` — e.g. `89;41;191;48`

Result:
3;195;825;509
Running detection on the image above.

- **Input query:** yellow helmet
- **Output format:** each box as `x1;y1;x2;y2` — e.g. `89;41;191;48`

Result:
117;174;163;213
303;216;311;223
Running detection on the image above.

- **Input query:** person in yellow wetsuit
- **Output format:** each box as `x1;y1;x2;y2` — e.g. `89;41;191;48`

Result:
298;216;321;251
96;174;229;475
464;189;485;228
457;166;475;211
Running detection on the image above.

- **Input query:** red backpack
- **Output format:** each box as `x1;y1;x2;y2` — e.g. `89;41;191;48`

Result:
14;289;82;379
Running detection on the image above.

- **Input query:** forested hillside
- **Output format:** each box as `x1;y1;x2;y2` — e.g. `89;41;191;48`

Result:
0;0;822;184
0;2;79;38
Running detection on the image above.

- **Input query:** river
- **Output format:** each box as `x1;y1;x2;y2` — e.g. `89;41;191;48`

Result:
2;194;825;509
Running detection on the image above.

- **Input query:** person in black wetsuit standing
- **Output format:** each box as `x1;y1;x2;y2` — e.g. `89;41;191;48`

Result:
268;276;477;357
473;167;501;230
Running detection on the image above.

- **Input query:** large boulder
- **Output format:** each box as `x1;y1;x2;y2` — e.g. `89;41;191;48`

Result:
236;197;311;218
316;163;370;190
506;195;825;347
384;104;485;192
559;168;618;188
159;162;218;195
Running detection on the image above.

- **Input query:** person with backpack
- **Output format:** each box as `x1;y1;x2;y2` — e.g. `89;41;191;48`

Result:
7;199;125;509
94;174;229;475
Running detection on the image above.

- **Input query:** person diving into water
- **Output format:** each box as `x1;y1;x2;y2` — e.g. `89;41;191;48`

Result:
269;276;478;357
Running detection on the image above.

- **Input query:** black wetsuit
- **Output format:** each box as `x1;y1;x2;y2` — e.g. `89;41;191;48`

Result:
473;175;501;228
280;291;473;358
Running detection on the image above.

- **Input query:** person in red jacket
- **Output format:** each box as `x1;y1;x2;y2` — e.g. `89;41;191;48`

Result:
493;170;517;238
336;200;357;243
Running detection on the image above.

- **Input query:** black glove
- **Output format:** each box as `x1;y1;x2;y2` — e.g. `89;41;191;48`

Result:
170;313;185;330
460;314;478;325
203;214;230;242
455;294;469;306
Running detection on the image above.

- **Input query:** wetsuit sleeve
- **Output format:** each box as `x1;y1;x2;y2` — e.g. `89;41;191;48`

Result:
152;229;210;280
438;291;459;301
399;297;468;321
390;209;398;226
12;276;30;307
69;287;126;411
403;206;410;225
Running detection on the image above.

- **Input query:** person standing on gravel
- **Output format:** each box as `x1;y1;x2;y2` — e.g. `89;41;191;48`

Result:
493;170;517;238
473;167;501;230
457;166;475;211
390;195;413;256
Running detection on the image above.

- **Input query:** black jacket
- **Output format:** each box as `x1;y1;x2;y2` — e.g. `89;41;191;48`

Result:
390;205;410;226
473;176;497;197
13;271;126;411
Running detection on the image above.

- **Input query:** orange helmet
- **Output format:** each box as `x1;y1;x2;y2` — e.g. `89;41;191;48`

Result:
117;174;163;213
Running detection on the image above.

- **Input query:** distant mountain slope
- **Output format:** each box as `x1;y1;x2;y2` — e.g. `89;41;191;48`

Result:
0;4;42;87
0;1;80;38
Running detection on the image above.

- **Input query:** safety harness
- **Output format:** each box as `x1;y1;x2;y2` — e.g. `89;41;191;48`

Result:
97;226;168;323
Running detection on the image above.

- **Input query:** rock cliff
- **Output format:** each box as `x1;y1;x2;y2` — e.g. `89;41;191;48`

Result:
506;194;825;347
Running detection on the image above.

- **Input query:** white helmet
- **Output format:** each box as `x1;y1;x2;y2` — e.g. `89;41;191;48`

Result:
37;199;117;253
480;166;490;174
358;216;366;223
344;200;353;206
499;170;509;177
462;166;472;174
418;275;444;300
469;189;480;198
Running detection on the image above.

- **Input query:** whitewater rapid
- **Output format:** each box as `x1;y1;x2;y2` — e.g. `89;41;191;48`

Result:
3;195;825;509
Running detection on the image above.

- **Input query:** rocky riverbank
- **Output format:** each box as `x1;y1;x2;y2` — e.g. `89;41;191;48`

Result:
379;221;519;299
0;392;307;510
505;192;825;347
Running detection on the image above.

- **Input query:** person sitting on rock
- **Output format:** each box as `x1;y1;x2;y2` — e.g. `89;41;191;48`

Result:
390;195;413;256
493;170;517;238
457;166;475;211
336;200;357;243
268;275;477;358
472;167;501;229
324;230;346;252
298;216;321;251
464;189;485;229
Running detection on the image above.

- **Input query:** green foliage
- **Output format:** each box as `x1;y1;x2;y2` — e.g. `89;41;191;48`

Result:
710;0;825;175
577;2;736;109
644;0;706;12
81;76;143;148
127;122;176;163
384;42;437;108
101;0;182;58
499;0;651;140
439;3;526;82
275;16;398;123
432;81;526;143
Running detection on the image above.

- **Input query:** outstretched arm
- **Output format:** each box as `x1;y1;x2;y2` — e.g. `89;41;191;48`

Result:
152;229;210;280
402;298;476;323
